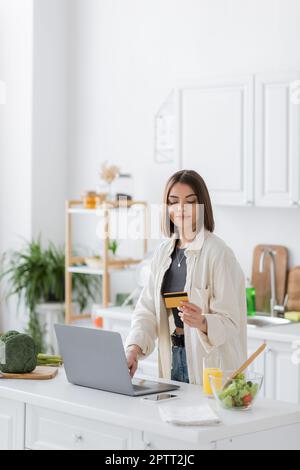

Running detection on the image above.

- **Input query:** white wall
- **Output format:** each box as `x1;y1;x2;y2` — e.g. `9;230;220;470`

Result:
0;0;69;332
0;0;34;332
32;0;69;245
68;0;300;280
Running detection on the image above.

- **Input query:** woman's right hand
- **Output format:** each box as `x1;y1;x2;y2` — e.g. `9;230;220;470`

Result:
126;345;142;378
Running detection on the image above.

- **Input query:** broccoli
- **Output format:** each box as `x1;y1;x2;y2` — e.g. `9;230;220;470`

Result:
0;331;37;374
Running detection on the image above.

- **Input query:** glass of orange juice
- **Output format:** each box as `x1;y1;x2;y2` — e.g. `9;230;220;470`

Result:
203;352;223;398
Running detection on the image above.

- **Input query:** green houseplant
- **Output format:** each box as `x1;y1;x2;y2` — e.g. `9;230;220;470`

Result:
0;238;101;353
108;240;118;256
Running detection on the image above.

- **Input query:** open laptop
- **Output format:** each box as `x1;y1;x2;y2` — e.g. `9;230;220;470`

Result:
54;324;180;397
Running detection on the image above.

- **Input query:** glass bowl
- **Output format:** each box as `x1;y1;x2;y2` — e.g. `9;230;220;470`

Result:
209;370;264;411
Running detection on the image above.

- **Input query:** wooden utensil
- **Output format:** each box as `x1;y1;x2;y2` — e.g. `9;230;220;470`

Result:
0;366;59;380
223;344;266;390
252;245;289;312
287;267;300;312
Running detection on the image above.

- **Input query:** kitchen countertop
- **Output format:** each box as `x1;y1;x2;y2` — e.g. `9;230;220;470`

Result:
247;322;300;342
1;369;300;447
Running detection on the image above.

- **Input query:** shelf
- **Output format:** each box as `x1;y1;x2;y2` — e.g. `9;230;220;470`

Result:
68;201;147;215
68;208;101;215
68;266;104;276
68;259;141;276
65;199;148;323
108;258;141;268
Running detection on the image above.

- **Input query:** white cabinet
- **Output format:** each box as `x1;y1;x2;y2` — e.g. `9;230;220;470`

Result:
248;339;266;398
178;72;300;207
248;335;300;405
264;341;300;404
255;72;300;208
248;338;266;398
178;76;254;207
248;338;266;376
26;405;140;450
143;432;214;451
216;423;300;450
0;399;25;450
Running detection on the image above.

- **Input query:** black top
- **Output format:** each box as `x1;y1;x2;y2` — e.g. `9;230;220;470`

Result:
161;241;187;329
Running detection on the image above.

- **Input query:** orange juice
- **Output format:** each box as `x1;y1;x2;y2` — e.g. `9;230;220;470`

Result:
203;368;223;397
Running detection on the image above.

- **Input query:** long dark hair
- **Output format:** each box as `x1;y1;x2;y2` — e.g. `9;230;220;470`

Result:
161;170;215;237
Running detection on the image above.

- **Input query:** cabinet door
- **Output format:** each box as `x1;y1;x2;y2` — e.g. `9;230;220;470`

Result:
216;423;300;450
0;399;25;450
178;76;254;206
265;341;300;404
248;338;266;398
143;432;214;450
255;72;300;208
26;405;138;450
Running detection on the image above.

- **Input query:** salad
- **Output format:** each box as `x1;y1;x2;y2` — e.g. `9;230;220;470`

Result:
218;373;260;409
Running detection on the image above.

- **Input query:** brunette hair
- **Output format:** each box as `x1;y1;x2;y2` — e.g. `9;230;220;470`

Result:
161;170;215;237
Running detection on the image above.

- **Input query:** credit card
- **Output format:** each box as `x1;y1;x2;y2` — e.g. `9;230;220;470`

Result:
163;291;189;309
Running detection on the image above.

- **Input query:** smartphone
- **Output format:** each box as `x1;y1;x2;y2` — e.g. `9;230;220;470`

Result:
142;393;179;403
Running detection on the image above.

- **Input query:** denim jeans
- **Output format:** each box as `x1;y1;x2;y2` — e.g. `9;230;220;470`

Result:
171;346;190;383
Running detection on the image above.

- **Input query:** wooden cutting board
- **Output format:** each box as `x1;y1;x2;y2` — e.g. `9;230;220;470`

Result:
287;267;300;312
252;245;289;313
0;366;59;380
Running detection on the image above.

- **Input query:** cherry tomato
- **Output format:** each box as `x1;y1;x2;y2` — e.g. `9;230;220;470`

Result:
243;394;253;406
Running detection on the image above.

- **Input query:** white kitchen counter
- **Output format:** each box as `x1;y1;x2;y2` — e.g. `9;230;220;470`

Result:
247;322;300;343
1;369;300;450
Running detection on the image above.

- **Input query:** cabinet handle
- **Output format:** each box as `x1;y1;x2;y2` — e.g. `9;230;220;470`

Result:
144;441;152;450
73;434;84;444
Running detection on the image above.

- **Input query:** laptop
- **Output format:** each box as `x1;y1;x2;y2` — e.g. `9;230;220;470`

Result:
54;324;180;397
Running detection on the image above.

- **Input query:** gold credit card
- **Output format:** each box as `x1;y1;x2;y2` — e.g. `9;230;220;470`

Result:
163;291;189;309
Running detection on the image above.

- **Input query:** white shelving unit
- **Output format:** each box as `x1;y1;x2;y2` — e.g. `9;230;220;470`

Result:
65;199;149;324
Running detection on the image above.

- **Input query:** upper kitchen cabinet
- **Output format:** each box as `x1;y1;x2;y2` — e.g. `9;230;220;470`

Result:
255;72;300;208
177;76;254;206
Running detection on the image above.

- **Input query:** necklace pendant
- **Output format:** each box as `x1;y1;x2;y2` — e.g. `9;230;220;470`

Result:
178;263;181;268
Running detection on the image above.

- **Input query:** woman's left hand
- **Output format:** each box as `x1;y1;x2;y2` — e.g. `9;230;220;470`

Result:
178;301;208;333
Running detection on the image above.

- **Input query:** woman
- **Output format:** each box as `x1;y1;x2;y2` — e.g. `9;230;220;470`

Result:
125;170;247;384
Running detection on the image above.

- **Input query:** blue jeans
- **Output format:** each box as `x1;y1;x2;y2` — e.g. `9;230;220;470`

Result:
171;346;190;383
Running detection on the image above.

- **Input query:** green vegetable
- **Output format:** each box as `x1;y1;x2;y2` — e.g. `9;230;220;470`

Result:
218;373;260;409
0;331;37;374
37;354;63;367
222;396;234;409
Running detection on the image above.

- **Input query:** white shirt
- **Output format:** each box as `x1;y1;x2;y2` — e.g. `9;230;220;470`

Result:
125;228;248;385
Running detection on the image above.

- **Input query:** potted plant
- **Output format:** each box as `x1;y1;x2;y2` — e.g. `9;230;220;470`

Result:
108;240;119;258
0;238;100;353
